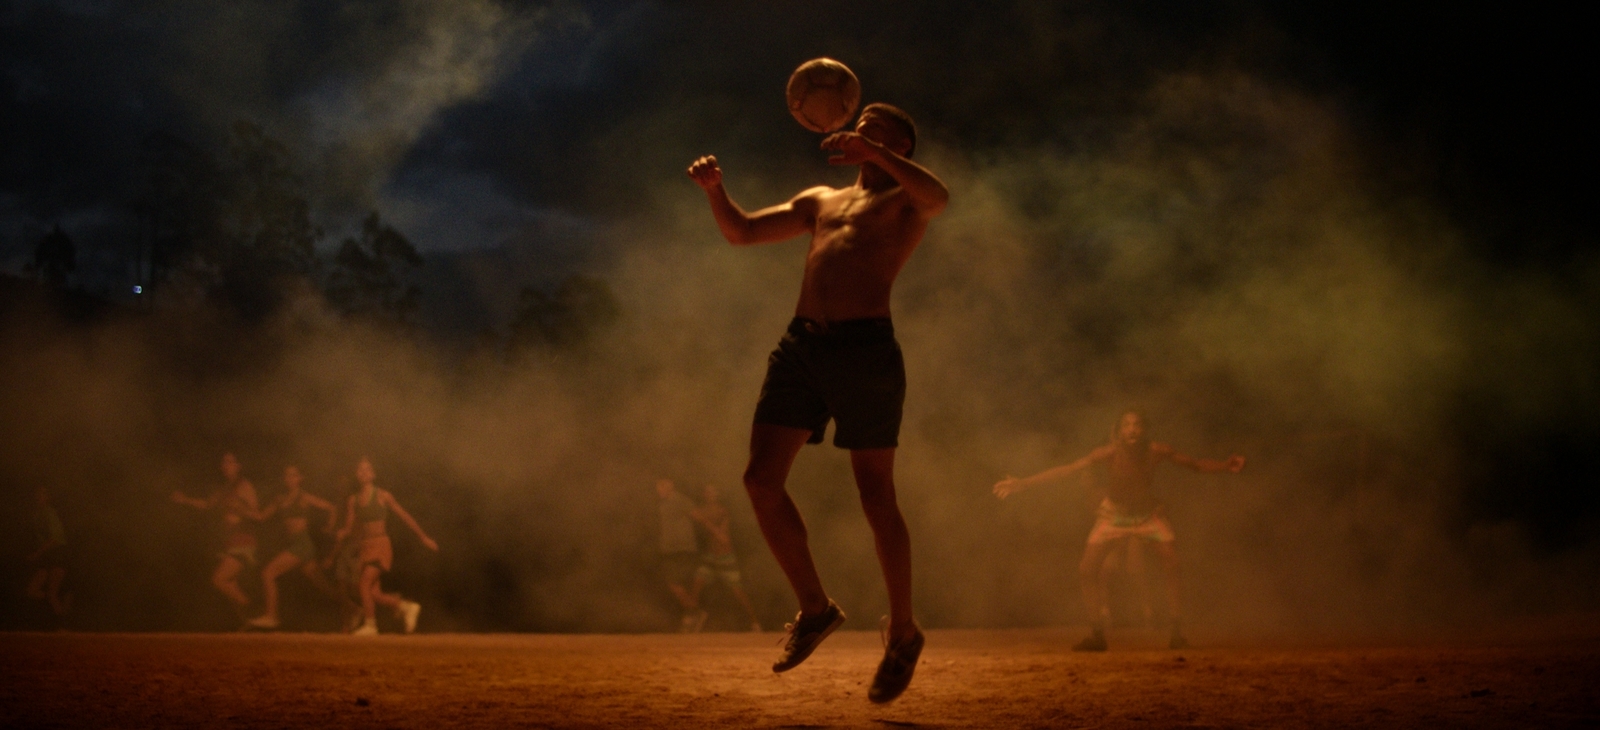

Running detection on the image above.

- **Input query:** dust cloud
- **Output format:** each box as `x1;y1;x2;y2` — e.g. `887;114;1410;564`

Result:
3;2;1596;638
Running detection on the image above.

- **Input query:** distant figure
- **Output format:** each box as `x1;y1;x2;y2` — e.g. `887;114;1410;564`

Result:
994;411;1245;651
31;224;75;288
335;457;437;635
655;478;706;632
688;101;947;703
323;475;364;633
246;465;344;630
172;452;261;619
689;484;763;632
25;487;72;619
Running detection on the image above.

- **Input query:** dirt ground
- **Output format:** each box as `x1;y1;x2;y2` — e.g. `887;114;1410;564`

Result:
2;627;1598;728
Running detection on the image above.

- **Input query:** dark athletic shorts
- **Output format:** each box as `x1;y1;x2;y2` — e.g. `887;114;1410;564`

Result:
753;317;905;450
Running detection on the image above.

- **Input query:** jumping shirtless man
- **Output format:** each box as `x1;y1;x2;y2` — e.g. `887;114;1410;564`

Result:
688;102;948;703
994;411;1245;651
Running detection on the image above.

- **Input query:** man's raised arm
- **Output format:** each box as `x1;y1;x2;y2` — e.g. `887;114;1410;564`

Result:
687;155;819;245
993;446;1112;499
820;134;948;216
1164;445;1246;474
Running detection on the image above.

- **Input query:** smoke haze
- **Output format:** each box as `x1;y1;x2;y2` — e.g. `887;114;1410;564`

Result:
2;1;1595;635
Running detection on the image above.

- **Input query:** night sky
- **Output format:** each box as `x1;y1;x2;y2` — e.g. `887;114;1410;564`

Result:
1;1;1595;631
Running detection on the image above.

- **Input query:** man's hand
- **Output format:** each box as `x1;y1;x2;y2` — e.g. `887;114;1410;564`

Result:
687;155;722;191
1224;455;1246;473
993;477;1024;499
821;131;880;166
421;536;440;552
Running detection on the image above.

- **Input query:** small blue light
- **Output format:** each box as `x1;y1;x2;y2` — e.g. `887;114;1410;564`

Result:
132;285;143;294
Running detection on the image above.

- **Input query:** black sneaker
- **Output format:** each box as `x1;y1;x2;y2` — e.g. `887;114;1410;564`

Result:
1072;628;1108;652
868;622;925;704
772;601;845;672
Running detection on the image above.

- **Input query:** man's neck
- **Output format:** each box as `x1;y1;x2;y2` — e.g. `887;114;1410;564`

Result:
857;163;897;192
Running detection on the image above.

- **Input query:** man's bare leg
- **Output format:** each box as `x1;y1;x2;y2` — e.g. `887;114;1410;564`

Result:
743;423;829;615
1153;541;1187;648
212;556;250;608
849;448;915;642
1075;540;1115;650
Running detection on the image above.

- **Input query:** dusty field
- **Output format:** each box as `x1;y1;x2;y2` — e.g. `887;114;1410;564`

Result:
2;628;1598;728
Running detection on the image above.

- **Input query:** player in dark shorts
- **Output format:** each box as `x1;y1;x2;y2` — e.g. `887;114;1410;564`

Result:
25;486;71;619
689;483;763;632
994;411;1246;651
172;452;262;620
247;465;344;629
656;478;708;632
688;102;948;702
335;457;437;635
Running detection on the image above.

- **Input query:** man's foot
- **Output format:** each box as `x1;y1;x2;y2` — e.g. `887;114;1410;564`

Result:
352;619;378;636
868;621;925;704
399;601;421;634
246;614;280;629
1169;629;1189;650
750;621;763;633
1072;628;1108;652
679;609;708;633
772;600;845;672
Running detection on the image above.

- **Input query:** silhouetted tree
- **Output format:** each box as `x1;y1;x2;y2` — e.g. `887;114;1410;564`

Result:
508;275;620;352
133;131;223;297
325;211;423;325
29;224;75;288
131;122;321;320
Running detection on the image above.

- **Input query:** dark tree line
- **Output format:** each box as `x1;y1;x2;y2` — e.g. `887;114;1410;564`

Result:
130;121;419;325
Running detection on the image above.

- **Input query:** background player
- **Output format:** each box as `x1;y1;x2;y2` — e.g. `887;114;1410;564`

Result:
655;478;707;632
994;411;1245;650
335;457;437;635
247;465;343;629
171;452;261;621
25;486;71;620
689;483;763;632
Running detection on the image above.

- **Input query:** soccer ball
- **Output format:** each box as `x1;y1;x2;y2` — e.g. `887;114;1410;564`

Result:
785;58;861;133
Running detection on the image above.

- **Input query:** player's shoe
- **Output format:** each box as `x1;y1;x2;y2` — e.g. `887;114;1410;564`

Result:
1072;627;1108;652
246;615;280;629
749;620;763;633
399;601;421;634
868;619;925;704
772;600;845;672
352;619;379;636
1169;629;1189;650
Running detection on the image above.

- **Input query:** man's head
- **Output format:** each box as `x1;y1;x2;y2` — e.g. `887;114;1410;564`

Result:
356;457;376;486
857;103;916;158
1113;411;1148;448
221;452;241;481
655;479;677;500
284;465;303;491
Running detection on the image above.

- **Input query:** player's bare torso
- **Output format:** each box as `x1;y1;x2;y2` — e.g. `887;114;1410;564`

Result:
1094;442;1175;516
790;180;927;322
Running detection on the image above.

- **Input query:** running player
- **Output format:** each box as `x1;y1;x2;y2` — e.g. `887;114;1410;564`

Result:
171;452;262;619
994;411;1245;650
246;465;344;629
689;484;763;632
335;457;437;635
688;101;948;702
25;486;71;619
